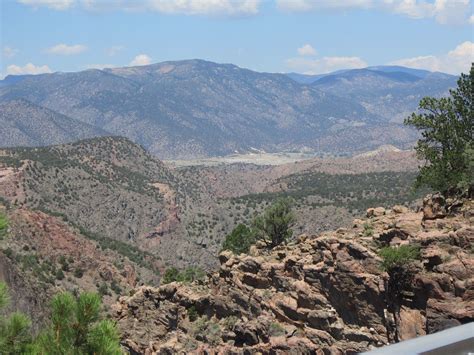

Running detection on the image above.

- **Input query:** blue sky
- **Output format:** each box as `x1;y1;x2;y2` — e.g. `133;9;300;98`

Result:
1;0;473;78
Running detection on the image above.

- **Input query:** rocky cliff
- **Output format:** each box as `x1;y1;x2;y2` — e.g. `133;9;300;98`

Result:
113;194;473;354
0;205;160;331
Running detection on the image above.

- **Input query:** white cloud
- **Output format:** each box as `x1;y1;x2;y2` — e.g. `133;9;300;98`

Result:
6;63;52;76
469;14;474;24
17;0;74;10
277;0;473;25
389;41;474;74
388;0;472;24
286;56;367;74
130;54;152;66
47;0;262;16
3;47;19;58
46;43;87;55
106;45;125;56
297;44;317;56
85;64;116;70
146;0;260;15
277;0;372;12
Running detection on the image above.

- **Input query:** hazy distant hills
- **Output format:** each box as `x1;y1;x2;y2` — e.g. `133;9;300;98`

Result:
286;66;434;84
0;60;457;159
309;67;457;123
0;99;108;147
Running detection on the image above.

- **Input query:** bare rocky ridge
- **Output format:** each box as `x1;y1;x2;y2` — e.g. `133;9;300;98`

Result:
113;195;473;354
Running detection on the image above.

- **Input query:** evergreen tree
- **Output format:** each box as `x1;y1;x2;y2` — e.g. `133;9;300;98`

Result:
221;224;255;254
0;282;33;354
32;291;122;354
253;198;296;248
162;267;180;284
404;63;473;193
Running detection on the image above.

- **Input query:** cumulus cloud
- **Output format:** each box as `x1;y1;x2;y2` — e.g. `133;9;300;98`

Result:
277;0;473;25
286;56;367;74
389;41;474;74
21;0;261;16
388;0;472;25
6;63;52;76
130;54;152;66
46;43;87;55
3;47;19;58
297;44;317;56
17;0;74;10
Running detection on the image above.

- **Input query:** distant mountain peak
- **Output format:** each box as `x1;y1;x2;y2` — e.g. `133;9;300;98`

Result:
0;60;457;159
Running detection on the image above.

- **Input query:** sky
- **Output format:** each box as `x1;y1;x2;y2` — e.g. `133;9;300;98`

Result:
1;0;473;79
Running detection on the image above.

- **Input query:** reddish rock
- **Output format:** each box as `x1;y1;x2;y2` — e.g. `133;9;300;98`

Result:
423;193;446;220
396;307;426;341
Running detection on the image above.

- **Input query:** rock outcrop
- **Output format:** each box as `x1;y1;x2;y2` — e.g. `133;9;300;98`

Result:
113;196;474;354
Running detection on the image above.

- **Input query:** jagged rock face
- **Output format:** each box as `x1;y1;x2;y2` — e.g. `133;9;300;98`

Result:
113;196;474;354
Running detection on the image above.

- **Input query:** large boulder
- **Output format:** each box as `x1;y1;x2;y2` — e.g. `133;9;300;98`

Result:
423;193;447;220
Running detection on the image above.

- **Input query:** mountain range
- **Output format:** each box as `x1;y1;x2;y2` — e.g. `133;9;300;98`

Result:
0;60;458;159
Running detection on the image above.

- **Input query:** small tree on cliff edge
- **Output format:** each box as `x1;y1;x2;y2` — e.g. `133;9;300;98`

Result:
404;63;473;194
221;224;255;254
253;197;296;248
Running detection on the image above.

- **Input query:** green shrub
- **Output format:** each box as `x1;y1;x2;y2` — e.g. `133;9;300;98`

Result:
55;269;65;280
221;224;255;255
269;322;285;337
0;214;8;238
363;223;374;237
222;315;238;331
206;322;221;346
187;306;198;322
97;283;110;297
2;248;13;259
178;267;205;283
162;267;180;284
379;245;421;307
110;280;122;295
379;245;420;272
161;266;205;285
74;268;84;279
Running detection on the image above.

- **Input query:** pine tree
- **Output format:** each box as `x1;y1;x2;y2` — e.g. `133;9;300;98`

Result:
404;63;473;194
0;282;33;354
253;198;296;248
32;291;122;354
221;224;255;254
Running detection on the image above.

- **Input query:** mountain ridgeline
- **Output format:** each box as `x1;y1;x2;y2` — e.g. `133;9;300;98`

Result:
0;60;457;159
